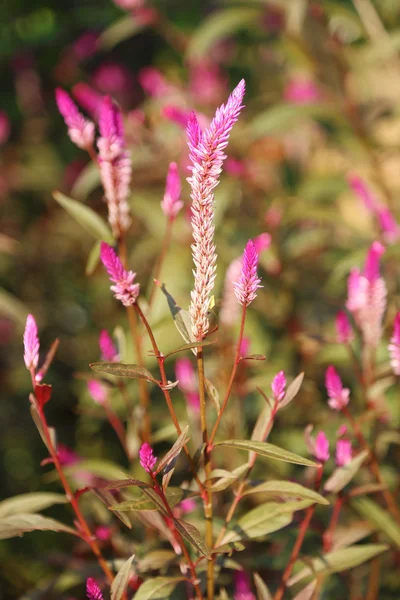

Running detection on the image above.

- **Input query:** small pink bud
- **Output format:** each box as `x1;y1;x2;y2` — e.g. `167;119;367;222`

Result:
88;380;107;405
234;571;256;600
335;439;352;466
315;431;330;462
139;442;157;473
325;366;350;411
161;162;183;220
24;314;40;371
240;336;251;356
176;358;200;413
162;105;191;128
363;241;385;284
99;329;118;362
95;525;112;541
252;232;271;255
55;88;95;150
388;312;400;376
337;424;348;437
72;82;103;118
348;174;379;213
335;311;353;344
377;207;400;243
271;370;286;402
100;242;140;306
180;498;196;514
284;76;320;105
57;444;80;466
86;577;104;600
233;240;262;307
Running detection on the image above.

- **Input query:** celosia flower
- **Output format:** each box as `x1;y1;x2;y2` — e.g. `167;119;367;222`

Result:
337;424;348;437
234;571;256;600
24;314;40;370
162;105;191;128
284;76;320;104
325;366;350;411
233;240;262;307
346;242;387;348
99;329;118;362
92;63;133;97
335;310;353;344
189;60;226;106
72;31;98;61
253;232;271;254
175;358;200;413
97;96;132;238
87;380;107;405
95;525;112;541
86;577;104;600
271;371;286;402
161;162;183;220
55;88;95;150
57;444;81;466
139;443;157;473
377;207;400;243
240;336;251;356
348;174;379;213
305;426;330;463
138;67;172;97
336;439;352;466
388;312;400;376
100;242;140;306
188;79;246;340
72;82;103;118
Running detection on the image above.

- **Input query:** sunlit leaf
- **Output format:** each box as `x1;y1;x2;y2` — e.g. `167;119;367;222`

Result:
215;440;317;467
0;513;78;540
100;15;148;51
111;554;135;600
90;362;158;384
205;378;220;414
280;372;304;408
0;493;67;518
292;580;317;600
324;450;369;494
351;497;400;549
209;463;249;492
174;518;210;557
133;576;186;599
86;240;101;276
164;340;214;358
242;480;329;505
155;427;190;474
53;191;113;243
254;572;273;600
159;283;195;348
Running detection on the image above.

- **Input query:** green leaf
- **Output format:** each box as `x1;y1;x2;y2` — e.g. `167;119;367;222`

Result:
100;15;148;51
215;440;317;467
0;513;78;540
254;573;272;600
209;463;249;492
138;550;176;572
292;581;317;600
133;577;185;600
70;161;100;200
155;427;190;475
174;518;210;558
164;340;214;358
159;283;195;347
242;354;266;361
324;450;369;494
251;402;273;442
0;493;68;518
280;373;304;408
86;240;101;276
110;488;191;512
111;554;135;600
242;481;329;505
288;544;388;586
53;191;113;243
90;362;157;384
351;497;400;549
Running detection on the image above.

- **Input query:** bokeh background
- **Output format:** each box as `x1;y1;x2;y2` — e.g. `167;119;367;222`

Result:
2;0;400;598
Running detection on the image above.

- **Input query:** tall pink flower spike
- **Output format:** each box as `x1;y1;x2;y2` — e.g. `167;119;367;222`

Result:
139;443;157;473
234;571;256;600
86;577;104;600
161;162;183;220
55;88;95;150
187;80;246;340
97;96;132;239
388;312;400;376
100;242;140;306
233;239;262;307
175;357;200;413
325;366;350;411
336;439;352;467
24;314;40;371
335;310;353;344
87;380;107;405
271;371;286;402
99;329;119;362
305;426;330;463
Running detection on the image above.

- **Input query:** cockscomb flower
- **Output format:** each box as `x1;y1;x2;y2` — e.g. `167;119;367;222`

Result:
161;162;183;220
284;75;321;105
139;443;157;473
348;174;379;213
346;242;387;348
188;79;246;340
100;242;140;306
336;310;353;344
97;96;132;239
325;366;350;411
86;577;104;600
234;571;256;600
72;82;103;118
99;329;119;362
87;380;107;405
388;312;400;376
271;371;286;402
138;67;172;98
55;88;95;150
253;232;271;254
24;314;40;371
175;358;200;413
336;439;352;467
233;240;262;307
377;207;400;243
305;426;330;463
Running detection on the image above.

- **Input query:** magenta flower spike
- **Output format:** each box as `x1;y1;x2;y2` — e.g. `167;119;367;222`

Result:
100;242;140;306
233;239;262;307
388;312;400;376
161;162;183;220
175;357;200;413
335;310;353;344
315;431;330;462
187;80;245;340
139;442;157;473
271;371;286;402
86;577;104;600
348;174;379;213
234;571;256;600
97;96;132;239
55;88;95;150
364;241;385;284
336;439;352;467
87;380;107;405
325;366;350;411
99;329;118;362
377;207;400;243
24;314;40;371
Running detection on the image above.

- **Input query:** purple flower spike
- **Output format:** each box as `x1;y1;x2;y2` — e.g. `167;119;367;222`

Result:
315;431;330;462
336;439;352;467
161;162;183;220
233;239;262;307
325;366;350;411
100;242;140;306
99;329;118;362
55;88;95;150
389;312;400;376
271;371;286;402
24;314;40;371
335;311;353;344
234;571;256;600
139;442;157;473
86;577;104;600
348;174;379;213
364;241;385;284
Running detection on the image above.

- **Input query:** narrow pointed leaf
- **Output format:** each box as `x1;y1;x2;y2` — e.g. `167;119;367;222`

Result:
205;378;220;414
292;581;317;600
280;372;304;408
133;577;186;599
0;493;68;518
159;283;196;348
165;340;214;358
209;463;249;492
0;513;78;540
53;191;113;243
251;403;273;442
86;240;101;276
242;481;329;505
111;554;135;600
174;518;211;557
352;497;400;548
90;362;158;384
155;427;190;474
254;573;273;600
324;450;369;494
215;440;317;467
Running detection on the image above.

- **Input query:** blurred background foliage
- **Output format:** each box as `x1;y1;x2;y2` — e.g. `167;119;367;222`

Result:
2;0;400;598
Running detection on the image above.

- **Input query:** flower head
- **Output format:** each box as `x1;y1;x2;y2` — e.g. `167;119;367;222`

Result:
175;358;200;412
88;380;108;405
348;174;379;213
335;310;353;344
336;439;352;467
271;371;286;402
284;76;320;104
364;241;385;284
161;162;183;220
99;329;119;362
305;426;330;463
100;242;140;306
139;443;157;473
55;88;95;150
325;366;350;411
233;240;262;307
234;571;256;600
388;312;400;376
86;577;104;600
72;82;103;118
24;314;40;371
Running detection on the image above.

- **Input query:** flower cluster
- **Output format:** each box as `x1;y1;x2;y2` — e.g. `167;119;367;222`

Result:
233;240;262;307
23;314;40;371
55;88;95;150
100;242;140;306
139;443;157;473
161;162;183;220
325;366;350;411
271;371;286;402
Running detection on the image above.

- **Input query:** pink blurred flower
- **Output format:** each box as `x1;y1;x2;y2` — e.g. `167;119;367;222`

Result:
72;32;98;61
233;239;262;307
271;371;286;402
57;444;81;466
72;82;103;119
335;439;352;466
284;76;321;104
86;578;103;600
388;312;400;376
176;358;200;413
113;0;145;9
55;88;95;150
0;111;11;145
162;104;191;128
100;242;140;306
161;162;183;220
253;232;271;254
189;60;227;105
24;314;40;371
234;571;256;600
99;329;119;362
240;336;251;356
337;424;348;437
377;207;400;243
95;525;112;541
305;426;330;462
225;157;245;177
325;366;350;411
88;380;108;405
139;443;157;473
348;174;379;212
335;310;353;344
138;67;172;98
92;63;133;96
180;498;196;514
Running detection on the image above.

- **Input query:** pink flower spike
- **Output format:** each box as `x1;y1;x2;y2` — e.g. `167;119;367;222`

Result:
87;380;107;405
325;366;350;411
72;82;103;118
336;439;352;467
138;67;171;97
162;105;191;129
57;444;81;466
161;162;183;220
337;424;348;437
388;312;400;376
233;239;262;307
315;431;330;462
234;571;256;600
100;242;140;306
377;207;400;243
363;241;385;284
336;311;353;344
99;329;118;362
271;370;286;402
346;268;368;314
24;314;40;371
86;577;104;600
55;88;95;150
252;232;271;255
348;174;379;213
176;358;200;413
139;442;157;473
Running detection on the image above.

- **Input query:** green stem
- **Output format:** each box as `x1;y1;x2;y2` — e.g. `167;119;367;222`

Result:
148;218;173;310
